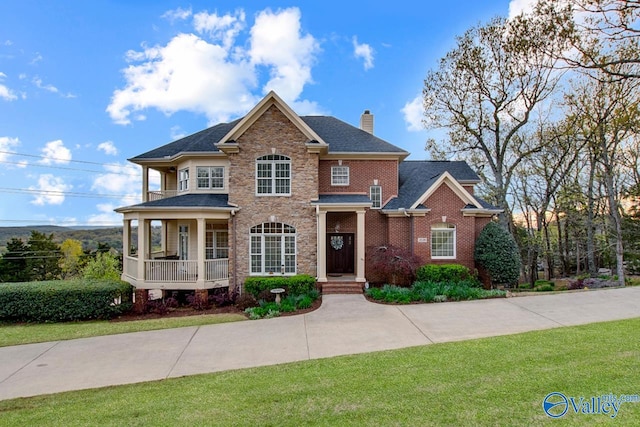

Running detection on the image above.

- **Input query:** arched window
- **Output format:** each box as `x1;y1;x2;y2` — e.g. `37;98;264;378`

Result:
431;223;456;259
250;222;296;274
256;154;291;195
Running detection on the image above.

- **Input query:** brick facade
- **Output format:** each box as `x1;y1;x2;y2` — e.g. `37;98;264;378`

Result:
227;105;319;288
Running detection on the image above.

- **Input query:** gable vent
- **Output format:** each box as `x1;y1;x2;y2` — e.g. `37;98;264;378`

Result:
360;110;374;134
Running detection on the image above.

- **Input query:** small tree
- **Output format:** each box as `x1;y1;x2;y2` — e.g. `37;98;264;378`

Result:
474;222;521;287
83;251;121;281
366;245;422;286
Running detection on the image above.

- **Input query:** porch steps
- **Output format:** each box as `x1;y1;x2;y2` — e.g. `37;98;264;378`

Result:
322;281;364;295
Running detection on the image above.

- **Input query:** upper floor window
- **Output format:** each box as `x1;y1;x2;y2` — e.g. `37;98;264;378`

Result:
370;185;382;209
431;223;456;259
256;155;291;196
178;168;189;192
331;166;349;186
197;166;224;190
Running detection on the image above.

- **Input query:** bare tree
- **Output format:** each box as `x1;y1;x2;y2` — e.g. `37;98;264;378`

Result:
423;15;568;229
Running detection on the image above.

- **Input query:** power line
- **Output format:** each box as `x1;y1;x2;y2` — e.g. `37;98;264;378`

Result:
0;187;140;200
0;160;141;177
0;150;134;169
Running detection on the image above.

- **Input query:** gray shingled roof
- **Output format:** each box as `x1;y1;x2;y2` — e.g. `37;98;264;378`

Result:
301;116;407;154
313;194;373;205
123;194;232;209
131;115;407;161
383;161;481;210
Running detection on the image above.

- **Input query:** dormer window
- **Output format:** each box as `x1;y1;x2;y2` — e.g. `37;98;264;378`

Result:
256;155;291;196
178;168;189;192
197;166;224;189
331;166;349;186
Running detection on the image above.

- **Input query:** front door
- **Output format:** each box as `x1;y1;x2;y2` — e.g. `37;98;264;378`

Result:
326;233;354;275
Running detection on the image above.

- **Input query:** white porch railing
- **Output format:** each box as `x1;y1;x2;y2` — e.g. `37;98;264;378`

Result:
147;190;179;201
124;256;138;279
145;259;198;282
206;258;229;281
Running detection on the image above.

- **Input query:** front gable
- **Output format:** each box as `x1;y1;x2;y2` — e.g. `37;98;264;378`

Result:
413;171;482;210
216;91;328;155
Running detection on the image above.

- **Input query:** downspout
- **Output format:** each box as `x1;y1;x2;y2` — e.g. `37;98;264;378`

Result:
231;209;238;293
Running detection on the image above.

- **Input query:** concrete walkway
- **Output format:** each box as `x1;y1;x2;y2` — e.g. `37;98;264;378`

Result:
0;286;639;401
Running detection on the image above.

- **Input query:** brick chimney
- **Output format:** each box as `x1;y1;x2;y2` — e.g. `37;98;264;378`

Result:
360;110;374;134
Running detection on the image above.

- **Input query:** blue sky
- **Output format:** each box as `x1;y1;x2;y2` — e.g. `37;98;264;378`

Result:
0;0;529;227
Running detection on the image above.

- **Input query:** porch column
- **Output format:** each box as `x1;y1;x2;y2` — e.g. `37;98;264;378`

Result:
317;210;327;282
356;210;366;283
142;166;149;202
197;218;206;288
122;219;131;256
137;218;147;281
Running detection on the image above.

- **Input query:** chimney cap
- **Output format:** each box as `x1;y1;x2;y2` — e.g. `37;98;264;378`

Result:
364;109;371;114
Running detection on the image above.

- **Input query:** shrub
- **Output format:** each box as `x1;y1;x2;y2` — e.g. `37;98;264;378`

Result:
416;264;476;284
186;292;210;310
82;252;121;281
474;222;521;287
0;279;133;322
366;245;422;286
208;287;238;307
535;284;555;292
243;274;316;297
296;295;314;309
366;280;506;304
235;293;258;311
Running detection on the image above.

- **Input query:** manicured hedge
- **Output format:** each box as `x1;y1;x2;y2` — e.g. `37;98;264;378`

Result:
0;279;133;323
415;264;478;285
243;274;316;297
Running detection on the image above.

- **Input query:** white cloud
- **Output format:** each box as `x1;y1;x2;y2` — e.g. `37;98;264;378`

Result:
97;141;118;155
87;203;122;226
0;73;17;101
508;0;537;19
40;140;72;165
30;174;71;206
0;136;20;161
170;125;186;140
162;7;192;23
352;37;374;70
194;9;245;48
33;76;75;98
107;7;320;126
249;8;319;101
401;95;424;132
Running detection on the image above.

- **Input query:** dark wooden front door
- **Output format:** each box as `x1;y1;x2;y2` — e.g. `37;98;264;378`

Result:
327;233;354;275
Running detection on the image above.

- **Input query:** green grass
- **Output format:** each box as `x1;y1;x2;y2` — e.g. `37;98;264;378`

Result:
1;318;639;426
0;313;246;347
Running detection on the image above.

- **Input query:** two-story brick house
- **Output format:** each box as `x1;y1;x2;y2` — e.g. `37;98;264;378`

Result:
116;91;500;302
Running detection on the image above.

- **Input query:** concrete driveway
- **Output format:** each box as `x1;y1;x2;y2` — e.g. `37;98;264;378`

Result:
0;286;638;401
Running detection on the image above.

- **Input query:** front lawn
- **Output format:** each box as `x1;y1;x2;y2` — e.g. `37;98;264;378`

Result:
1;318;638;425
0;313;246;347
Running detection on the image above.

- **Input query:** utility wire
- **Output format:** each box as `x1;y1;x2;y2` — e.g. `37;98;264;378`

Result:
0;187;140;200
0;160;141;177
0;150;135;169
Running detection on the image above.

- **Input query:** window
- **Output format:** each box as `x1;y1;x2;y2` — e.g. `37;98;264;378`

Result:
331;166;349;186
256;155;291;195
431;223;456;259
250;222;296;274
178;168;189;192
206;226;229;259
178;225;189;260
197;167;224;189
370;185;382;209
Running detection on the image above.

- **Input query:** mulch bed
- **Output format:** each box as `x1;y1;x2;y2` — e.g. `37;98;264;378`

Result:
110;297;323;322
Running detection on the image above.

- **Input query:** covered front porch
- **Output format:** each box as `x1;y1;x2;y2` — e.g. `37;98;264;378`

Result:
314;195;371;284
117;196;237;291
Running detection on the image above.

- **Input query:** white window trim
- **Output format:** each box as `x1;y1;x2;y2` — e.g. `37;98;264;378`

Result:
331;166;350;186
431;224;456;259
178;168;189;192
255;155;291;196
370;185;382;209
249;223;296;275
196;166;225;190
206;227;229;259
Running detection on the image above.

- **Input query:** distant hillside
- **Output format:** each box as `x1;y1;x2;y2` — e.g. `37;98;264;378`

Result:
0;226;124;253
